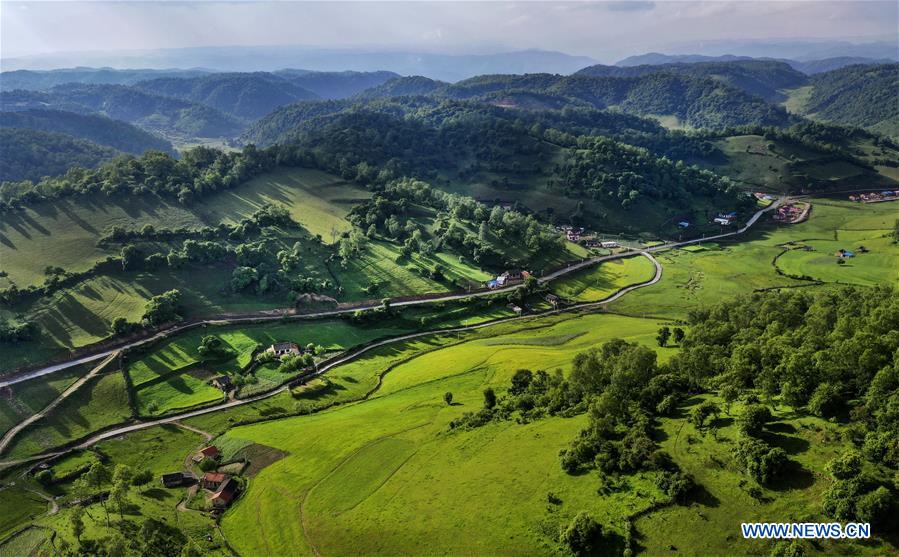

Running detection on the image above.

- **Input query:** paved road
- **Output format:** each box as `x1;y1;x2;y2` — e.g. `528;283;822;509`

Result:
0;352;118;455
0;252;663;468
0;197;782;391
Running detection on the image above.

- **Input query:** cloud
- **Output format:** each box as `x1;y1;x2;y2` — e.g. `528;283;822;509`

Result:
605;1;656;12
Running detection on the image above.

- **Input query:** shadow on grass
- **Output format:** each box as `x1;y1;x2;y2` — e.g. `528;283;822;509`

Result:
761;431;810;456
690;482;721;508
140;488;170;501
767;460;815;491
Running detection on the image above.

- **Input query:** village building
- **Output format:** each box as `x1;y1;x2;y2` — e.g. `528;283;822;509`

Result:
583;239;600;248
600;241;618;249
211;376;233;391
677;221;690;229
545;294;561;309
713;217;733;226
510;304;523;315
268;342;301;357
193;445;221;463
201;471;229;490
161;472;193;488
835;249;855;258
209;478;240;508
566;230;580;242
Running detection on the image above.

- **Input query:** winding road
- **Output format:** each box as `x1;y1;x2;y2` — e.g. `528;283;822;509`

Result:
0;198;782;467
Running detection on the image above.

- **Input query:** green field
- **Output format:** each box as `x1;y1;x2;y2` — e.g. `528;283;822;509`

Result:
6;371;131;459
550;255;656;302
217;312;671;556
0;364;90;437
193;167;371;242
0;489;48;541
612;198;899;318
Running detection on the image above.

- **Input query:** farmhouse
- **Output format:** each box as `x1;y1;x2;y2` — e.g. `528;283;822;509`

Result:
677;221;690;229
209;478;240;508
211;376;233;391
201;471;229;490
713;217;733;226
835;249;855;258
193;445;221;463
600;241;618;249
160;472;193;488
566;230;581;242
545;294;561;309
268;342;301;357
510;305;523;315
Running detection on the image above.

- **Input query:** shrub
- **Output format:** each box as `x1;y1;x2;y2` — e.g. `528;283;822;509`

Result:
560;512;605;556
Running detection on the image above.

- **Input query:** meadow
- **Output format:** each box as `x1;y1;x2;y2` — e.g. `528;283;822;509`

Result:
217;312;673;556
550;255;656;302
0;363;91;437
611;198;898;319
6;370;131;459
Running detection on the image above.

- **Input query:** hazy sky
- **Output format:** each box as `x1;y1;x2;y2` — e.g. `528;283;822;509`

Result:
2;1;897;60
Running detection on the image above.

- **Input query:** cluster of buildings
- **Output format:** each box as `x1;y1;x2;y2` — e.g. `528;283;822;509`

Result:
208;342;305;393
849;191;897;203
487;269;529;289
772;203;807;224
161;445;241;510
713;212;738;226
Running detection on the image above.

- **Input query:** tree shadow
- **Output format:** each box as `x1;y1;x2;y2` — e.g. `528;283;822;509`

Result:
761;431;810;456
767;460;815;491
689;482;721;508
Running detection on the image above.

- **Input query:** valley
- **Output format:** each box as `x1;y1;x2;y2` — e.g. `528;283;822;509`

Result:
0;32;897;557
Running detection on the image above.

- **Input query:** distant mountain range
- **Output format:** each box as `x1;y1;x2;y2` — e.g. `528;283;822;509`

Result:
615;52;897;75
1;47;598;82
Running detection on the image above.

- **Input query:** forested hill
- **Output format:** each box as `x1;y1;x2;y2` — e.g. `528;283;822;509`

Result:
794;64;899;137
0;68;209;91
0;109;173;154
134;73;320;120
356;73;792;129
574;60;808;102
0;128;119;182
0;85;243;139
274;70;399;99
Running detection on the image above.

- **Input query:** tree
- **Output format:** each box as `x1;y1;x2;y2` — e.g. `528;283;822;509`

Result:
509;369;533;395
560;512;605;556
673;327;685;345
720;384;740;415
690;400;720;431
443;392;453;405
132;469;153;491
70;504;85;541
657;326;671;347
736;437;788;485
109;478;130;521
120;244;142;271
855;486;892;526
142;289;181;327
483;387;497;409
826;451;862;480
738;404;772;437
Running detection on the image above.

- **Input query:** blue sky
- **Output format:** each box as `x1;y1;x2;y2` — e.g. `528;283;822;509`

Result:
3;1;897;60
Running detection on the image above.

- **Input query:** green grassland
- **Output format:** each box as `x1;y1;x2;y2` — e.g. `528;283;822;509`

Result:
194;167;371;241
0;489;48;541
218;312;670;557
696;135;897;193
1;166;521;375
0;526;51;557
0;195;203;288
550;255;656;302
612;198;899;319
6;370;131;459
0;363;90;437
635;395;896;556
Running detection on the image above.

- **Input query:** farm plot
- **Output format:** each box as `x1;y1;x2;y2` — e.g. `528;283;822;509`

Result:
550;255;656;302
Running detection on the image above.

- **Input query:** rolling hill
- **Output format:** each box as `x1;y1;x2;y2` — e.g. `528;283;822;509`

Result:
783;63;899;136
575;59;807;102
0;68;209;91
134;73;320;120
0;109;173;154
0;84;243;140
356;73;792;129
0;127;119;182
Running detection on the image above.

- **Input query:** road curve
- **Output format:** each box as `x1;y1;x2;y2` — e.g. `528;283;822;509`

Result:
1;253;663;467
0;197;782;391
